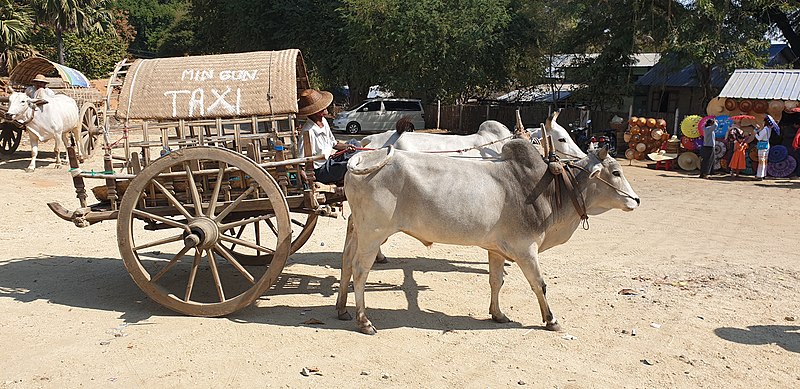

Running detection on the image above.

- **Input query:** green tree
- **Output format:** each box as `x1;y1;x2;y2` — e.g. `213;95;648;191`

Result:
1;0;35;75
62;30;126;78
31;0;115;64
114;0;185;56
339;0;516;102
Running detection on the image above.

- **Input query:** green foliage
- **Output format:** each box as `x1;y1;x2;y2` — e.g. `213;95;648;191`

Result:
62;30;126;78
114;0;186;55
1;0;35;75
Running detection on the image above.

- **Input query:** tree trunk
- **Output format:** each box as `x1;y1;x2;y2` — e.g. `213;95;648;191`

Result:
57;27;64;64
767;7;800;69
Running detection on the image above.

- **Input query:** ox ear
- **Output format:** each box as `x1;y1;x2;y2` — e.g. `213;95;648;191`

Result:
597;146;608;160
589;163;603;178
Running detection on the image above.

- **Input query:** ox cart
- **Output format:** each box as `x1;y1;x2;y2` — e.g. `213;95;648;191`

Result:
1;57;102;156
48;50;345;317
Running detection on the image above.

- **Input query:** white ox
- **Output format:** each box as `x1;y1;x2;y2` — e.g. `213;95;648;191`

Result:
4;92;83;172
525;116;587;159
336;140;639;334
361;120;512;158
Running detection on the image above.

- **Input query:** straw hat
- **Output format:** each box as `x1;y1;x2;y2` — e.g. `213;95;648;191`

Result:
768;100;784;115
648;149;677;161
739;99;753;112
706;97;726;115
656;118;667;129
784;100;799;111
625;148;635;160
677;152;701;171
297;89;333;116
753;100;768;114
32;74;49;85
651;128;664;140
724;98;738;111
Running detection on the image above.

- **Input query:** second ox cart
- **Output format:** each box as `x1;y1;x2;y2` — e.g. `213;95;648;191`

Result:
49;49;346;317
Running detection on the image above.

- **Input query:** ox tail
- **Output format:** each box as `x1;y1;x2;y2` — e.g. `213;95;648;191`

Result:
347;146;395;175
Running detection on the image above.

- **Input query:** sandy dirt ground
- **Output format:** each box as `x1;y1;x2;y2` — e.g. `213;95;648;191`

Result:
1;136;799;389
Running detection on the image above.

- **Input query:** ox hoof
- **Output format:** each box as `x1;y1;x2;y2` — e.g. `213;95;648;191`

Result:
54;164;63;169
24;167;35;173
338;311;353;321
545;321;562;332
375;254;388;264
492;313;511;323
358;324;377;335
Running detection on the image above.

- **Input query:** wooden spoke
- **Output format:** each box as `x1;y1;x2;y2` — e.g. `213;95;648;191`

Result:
214;244;256;283
213;183;257;222
133;234;183;251
220;234;275;254
265;218;279;237
184;249;202;302
206;162;227;217
206;250;226;302
183;162;204;217
117;146;291;317
132;209;190;231
150;245;192;283
151;179;194;220
219;215;271;232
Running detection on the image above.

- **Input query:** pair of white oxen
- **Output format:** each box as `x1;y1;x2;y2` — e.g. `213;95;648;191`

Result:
4;92;86;172
337;113;640;334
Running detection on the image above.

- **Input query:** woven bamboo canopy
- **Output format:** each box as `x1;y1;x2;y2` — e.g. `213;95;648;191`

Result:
116;49;311;120
9;57;92;88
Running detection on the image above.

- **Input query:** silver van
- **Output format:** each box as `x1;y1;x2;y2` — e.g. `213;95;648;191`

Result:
332;98;425;134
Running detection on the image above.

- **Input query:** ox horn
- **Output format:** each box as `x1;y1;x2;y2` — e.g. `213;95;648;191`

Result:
515;109;524;133
540;121;549;157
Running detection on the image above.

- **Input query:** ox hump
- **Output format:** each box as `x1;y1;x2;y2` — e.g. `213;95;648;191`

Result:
477;120;513;138
501;139;546;169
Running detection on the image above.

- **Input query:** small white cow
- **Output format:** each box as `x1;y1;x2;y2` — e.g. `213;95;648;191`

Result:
337;140;639;334
4;92;83;172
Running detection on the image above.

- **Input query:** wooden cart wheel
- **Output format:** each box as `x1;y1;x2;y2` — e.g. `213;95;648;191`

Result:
220;212;318;266
0;121;23;155
79;103;99;157
117;146;291;317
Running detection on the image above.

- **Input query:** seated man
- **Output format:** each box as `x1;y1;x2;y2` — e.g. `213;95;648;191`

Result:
25;74;56;99
297;89;359;184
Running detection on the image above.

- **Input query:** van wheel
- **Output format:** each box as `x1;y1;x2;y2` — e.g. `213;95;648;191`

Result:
346;122;361;134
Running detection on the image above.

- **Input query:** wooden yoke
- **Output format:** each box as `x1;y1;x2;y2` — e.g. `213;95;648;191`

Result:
302;131;320;210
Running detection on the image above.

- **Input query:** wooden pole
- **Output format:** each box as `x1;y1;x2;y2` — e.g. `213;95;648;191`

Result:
673;108;680;136
436;100;441;130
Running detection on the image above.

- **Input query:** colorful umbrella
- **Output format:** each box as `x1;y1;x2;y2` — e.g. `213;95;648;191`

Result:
765;114;780;135
731;115;755;121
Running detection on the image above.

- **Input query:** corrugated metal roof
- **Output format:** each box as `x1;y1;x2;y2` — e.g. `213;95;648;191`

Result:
635;62;728;88
718;69;800;100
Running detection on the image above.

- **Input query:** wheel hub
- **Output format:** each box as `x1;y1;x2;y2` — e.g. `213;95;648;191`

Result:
186;217;220;249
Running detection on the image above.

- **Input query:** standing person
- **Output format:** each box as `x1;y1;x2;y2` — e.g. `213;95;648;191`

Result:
24;74;55;99
753;121;771;180
727;126;751;177
297;88;359;185
699;118;717;179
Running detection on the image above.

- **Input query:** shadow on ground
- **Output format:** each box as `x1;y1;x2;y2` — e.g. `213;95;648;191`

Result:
0;251;526;334
715;325;800;353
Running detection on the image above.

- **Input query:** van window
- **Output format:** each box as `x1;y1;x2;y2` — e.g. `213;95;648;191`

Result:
357;101;382;112
384;101;421;112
